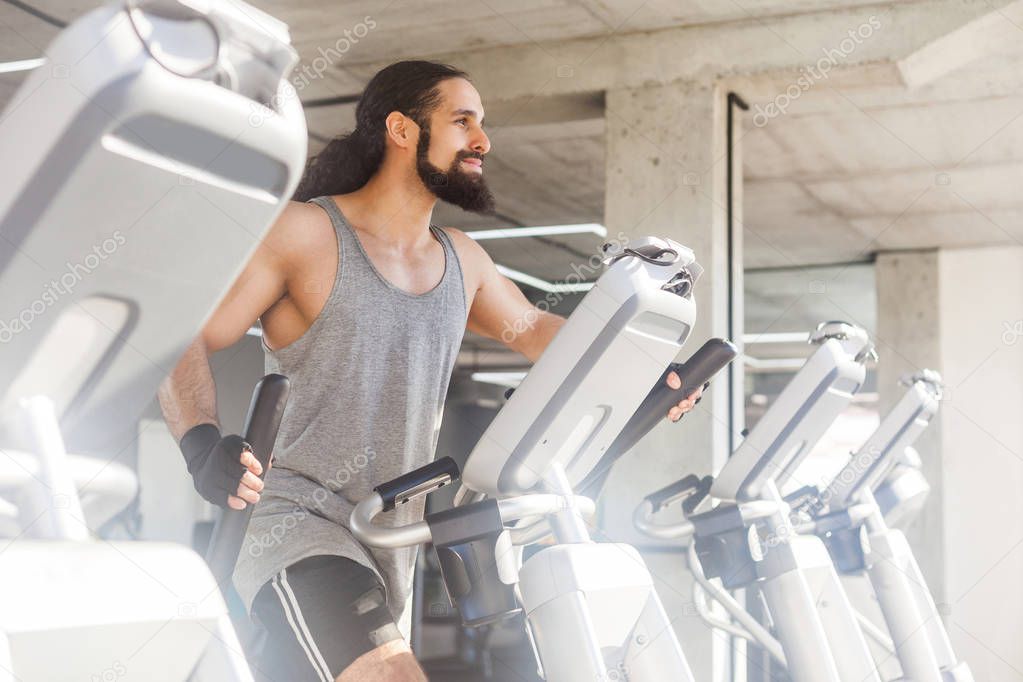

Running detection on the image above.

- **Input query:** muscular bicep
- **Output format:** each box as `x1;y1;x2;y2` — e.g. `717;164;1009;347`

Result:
445;227;553;354
466;269;538;346
201;251;284;351
200;211;295;352
461;235;548;356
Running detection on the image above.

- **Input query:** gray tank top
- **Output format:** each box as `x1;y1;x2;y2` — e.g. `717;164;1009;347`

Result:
233;196;467;636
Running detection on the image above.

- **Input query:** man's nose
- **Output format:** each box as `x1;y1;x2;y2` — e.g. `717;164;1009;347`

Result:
472;128;491;155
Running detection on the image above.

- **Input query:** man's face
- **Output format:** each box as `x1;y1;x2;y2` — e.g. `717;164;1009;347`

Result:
415;78;495;214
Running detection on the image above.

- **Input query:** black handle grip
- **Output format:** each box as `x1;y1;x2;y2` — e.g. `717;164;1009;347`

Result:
205;373;290;588
375;456;461;512
575;338;737;499
645;474;702;513
612;337;737;455
682;475;714;516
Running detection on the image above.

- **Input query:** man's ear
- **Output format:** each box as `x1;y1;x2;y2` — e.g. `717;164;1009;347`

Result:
385;111;416;150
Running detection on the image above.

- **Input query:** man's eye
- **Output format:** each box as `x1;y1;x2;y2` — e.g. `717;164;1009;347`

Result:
456;118;468;127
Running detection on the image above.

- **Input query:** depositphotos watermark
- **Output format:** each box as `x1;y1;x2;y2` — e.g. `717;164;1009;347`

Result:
249;16;377;128
90;660;126;682
0;230;126;344
752;16;882;127
500;231;631;345
1002;320;1022;346
247;446;378;557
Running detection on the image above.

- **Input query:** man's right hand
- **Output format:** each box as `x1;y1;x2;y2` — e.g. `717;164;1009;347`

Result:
179;424;266;509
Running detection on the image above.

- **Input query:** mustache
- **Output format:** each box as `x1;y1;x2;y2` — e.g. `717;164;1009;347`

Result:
456;150;485;164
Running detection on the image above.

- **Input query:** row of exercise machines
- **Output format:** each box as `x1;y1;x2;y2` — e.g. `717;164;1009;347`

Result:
350;243;973;682
0;1;971;680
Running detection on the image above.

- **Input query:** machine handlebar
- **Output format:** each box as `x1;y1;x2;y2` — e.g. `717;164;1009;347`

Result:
374;456;461;512
619;337;737;450
643;473;704;514
351;492;597;549
204;373;290;588
577;338;737;498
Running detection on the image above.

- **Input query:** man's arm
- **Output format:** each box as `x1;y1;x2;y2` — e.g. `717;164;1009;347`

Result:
158;337;219;441
451;229;700;419
447;230;565;362
157;202;305;508
472;278;566;363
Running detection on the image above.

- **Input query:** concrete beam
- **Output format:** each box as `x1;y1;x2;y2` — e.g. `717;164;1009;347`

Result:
483;90;604;127
301;90;603;139
897;0;1023;88
338;0;1016;101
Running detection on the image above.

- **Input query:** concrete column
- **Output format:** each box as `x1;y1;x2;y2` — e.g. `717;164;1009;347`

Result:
599;79;743;682
876;246;1023;680
875;250;946;601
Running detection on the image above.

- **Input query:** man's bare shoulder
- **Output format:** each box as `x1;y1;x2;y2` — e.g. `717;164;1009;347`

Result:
263;200;336;267
439;226;493;269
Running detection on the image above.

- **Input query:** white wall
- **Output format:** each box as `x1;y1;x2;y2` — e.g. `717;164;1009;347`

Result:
877;246;1023;681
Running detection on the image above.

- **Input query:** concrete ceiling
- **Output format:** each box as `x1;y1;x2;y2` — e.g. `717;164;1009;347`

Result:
0;0;899;94
736;42;1023;268
292;0;1023;275
272;0;892;71
2;0;1021;341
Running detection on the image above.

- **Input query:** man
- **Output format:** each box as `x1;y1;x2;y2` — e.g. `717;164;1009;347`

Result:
159;60;700;682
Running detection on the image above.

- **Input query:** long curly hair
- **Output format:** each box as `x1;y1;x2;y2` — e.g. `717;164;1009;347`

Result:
292;60;469;201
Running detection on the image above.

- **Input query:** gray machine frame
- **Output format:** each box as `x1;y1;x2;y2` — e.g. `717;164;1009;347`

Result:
0;1;306;679
0;0;306;452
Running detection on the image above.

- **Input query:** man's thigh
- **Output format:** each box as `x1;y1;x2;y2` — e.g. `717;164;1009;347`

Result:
249;555;408;682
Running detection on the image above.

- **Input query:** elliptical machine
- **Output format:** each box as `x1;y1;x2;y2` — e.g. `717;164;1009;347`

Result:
790;371;974;681
635;322;884;682
352;237;709;682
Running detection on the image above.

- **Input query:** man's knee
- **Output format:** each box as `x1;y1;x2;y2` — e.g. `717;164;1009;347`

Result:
336;640;427;682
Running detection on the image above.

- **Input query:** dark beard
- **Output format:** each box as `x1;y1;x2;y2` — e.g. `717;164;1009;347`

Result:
415;127;495;214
